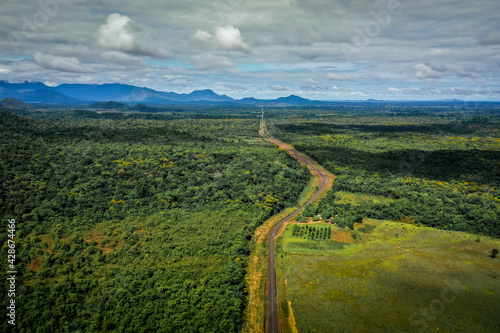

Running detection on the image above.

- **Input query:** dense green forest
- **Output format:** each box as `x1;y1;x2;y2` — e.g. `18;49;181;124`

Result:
267;108;500;237
0;109;309;332
2;105;499;332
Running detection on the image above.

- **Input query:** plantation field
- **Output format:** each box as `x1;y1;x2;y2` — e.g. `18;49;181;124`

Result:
276;220;500;333
281;223;344;255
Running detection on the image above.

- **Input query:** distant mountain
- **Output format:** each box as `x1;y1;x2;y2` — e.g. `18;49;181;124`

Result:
0;81;49;90
181;89;234;102
16;90;82;104
53;83;167;103
274;95;313;105
443;99;464;102
0;81;322;106
0;82;83;104
237;95;315;105
0;98;30;111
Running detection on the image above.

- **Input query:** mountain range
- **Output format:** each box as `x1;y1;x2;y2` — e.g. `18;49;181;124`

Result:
0;81;315;105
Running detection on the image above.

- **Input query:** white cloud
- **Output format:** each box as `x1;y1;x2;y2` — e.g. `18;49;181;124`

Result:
191;54;235;70
304;78;319;85
388;87;422;94
270;85;288;91
194;30;212;41
100;51;144;66
326;73;355;81
97;13;172;58
215;25;249;52
413;63;445;80
33;51;95;73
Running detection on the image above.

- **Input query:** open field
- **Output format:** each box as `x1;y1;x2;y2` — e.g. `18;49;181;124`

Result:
276;220;500;332
269;109;500;332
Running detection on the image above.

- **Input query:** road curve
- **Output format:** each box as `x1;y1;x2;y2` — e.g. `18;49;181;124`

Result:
260;111;328;333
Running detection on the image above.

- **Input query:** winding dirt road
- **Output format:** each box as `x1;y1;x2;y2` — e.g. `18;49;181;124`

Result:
260;111;328;333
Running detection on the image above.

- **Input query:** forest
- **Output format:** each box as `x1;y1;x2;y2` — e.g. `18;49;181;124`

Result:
0;108;309;332
1;103;499;332
266;107;500;238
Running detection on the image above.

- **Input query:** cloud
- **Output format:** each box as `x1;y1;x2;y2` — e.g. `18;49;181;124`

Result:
224;84;247;91
191;54;235;70
33;51;95;73
304;78;319;85
270;85;288;91
101;51;145;65
194;30;212;42
454;66;480;78
300;84;330;91
413;63;445;80
326;73;355;81
215;25;250;52
388;86;500;97
97;13;172;58
479;31;500;46
388;87;422;94
1;0;498;101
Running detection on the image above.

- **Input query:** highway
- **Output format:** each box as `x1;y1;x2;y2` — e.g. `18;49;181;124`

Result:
260;110;328;333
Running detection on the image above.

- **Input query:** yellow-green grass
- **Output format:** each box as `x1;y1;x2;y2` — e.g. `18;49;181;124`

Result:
334;191;394;206
276;220;500;333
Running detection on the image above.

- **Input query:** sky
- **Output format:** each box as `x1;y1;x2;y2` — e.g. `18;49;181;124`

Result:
0;0;499;100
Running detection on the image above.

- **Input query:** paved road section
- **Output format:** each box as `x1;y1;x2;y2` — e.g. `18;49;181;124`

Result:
260;112;328;333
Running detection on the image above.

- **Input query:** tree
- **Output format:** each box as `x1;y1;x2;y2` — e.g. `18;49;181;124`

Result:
303;204;317;217
296;214;307;223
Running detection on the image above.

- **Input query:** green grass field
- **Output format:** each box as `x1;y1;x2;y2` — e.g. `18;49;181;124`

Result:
334;191;394;206
276;220;500;333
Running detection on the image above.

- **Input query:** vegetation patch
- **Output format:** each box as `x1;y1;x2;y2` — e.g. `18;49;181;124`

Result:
276;221;500;333
334;191;394;206
0;110;309;332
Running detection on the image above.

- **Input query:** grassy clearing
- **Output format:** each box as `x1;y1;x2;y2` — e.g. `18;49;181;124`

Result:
334;191;394;206
276;220;500;332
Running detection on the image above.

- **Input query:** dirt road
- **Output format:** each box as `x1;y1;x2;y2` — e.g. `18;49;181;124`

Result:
260;111;328;333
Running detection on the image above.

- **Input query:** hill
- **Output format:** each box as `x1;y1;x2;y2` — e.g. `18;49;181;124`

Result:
89;101;131;111
0;98;30;111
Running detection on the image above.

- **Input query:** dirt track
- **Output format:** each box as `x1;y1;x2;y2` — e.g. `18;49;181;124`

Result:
260;111;328;333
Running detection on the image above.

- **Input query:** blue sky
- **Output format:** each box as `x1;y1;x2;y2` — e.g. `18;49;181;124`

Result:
0;0;499;100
